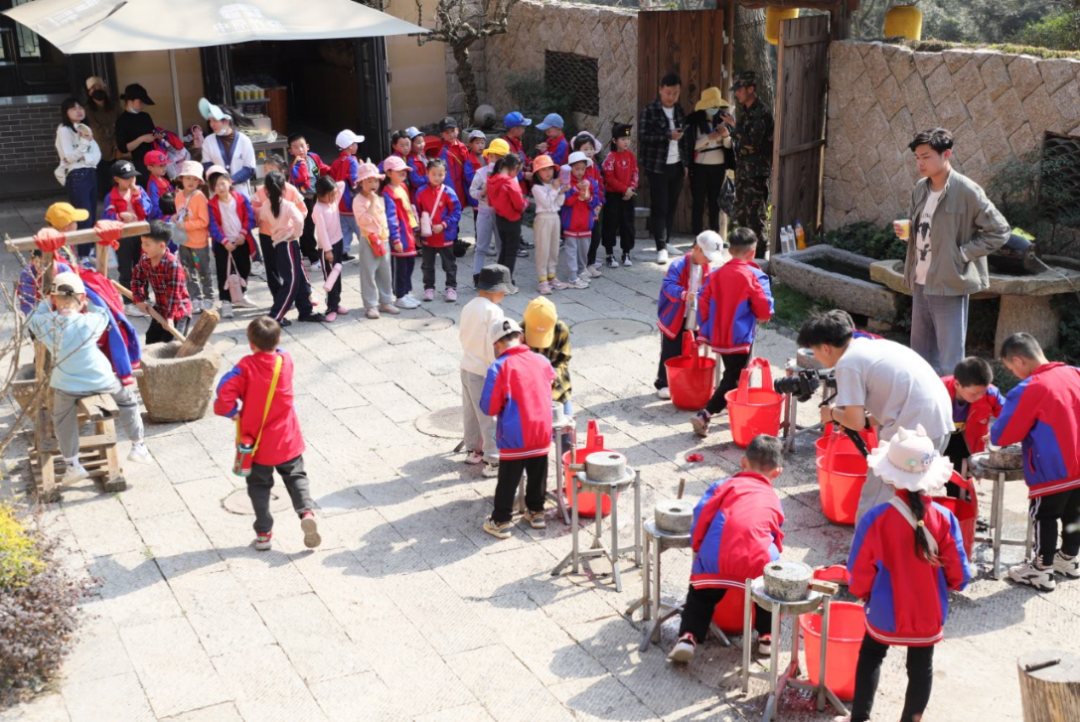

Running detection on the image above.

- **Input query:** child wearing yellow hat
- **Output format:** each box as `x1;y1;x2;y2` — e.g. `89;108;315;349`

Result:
469;138;510;284
523;297;573;447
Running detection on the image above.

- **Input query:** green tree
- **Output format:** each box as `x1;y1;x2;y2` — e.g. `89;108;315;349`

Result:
854;0;1062;45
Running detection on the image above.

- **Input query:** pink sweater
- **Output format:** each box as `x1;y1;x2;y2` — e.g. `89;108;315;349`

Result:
312;182;345;252
251;182;305;236
257;199;305;245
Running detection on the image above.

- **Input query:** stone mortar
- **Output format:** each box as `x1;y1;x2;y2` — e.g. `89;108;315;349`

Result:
137;342;223;423
762;560;813;602
654;499;694;534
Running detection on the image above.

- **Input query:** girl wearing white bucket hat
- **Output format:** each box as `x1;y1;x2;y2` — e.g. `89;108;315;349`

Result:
839;425;970;722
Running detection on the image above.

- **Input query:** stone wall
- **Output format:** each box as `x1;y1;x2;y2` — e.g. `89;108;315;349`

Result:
824;41;1080;229
473;0;638;137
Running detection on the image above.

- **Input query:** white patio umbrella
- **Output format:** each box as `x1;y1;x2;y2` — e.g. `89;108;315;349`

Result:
4;0;427;129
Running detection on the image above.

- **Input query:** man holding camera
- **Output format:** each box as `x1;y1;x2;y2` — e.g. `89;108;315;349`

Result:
798;311;952;523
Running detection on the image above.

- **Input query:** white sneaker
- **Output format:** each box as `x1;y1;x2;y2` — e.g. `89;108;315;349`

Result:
566;278;589;290
234;295;258;309
1054;551;1080;579
657;387;672;400
1009;561;1056;591
464;450;484;465
193;304;202;315
623;253;633;267
309;259;321;272
607;255;619;269
202;299;216;312
221;301;234;318
657;249;669;265
506;285;520;296
127;442;152;465
668;633;696;663
586;265;603;278
126;304;147;318
62;462;89;485
482;462;499;478
251;261;265;276
396;296;421;310
665;243;683;256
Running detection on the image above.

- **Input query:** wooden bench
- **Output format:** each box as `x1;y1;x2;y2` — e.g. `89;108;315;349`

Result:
30;392;126;502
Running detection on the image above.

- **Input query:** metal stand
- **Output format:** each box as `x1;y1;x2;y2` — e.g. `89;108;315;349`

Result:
551;467;642;592
742;577;848;722
970;453;1034;579
626;520;731;651
515;419;574;525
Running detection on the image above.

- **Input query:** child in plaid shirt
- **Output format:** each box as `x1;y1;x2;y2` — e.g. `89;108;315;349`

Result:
132;220;193;345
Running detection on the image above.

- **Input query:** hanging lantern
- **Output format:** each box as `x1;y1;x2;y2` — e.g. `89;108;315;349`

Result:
884;4;924;41
765;8;800;46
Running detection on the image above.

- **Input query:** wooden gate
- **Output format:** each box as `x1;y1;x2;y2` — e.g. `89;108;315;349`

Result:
637;8;733;235
770;14;831;253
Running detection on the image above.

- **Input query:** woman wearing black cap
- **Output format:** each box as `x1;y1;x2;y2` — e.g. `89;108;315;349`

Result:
114;83;158;184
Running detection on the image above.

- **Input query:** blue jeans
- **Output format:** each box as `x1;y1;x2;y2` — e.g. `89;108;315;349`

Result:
910;284;969;376
66;168;97;259
340;214;358;255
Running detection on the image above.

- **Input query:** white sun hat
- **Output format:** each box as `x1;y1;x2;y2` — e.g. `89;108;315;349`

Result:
867;424;954;495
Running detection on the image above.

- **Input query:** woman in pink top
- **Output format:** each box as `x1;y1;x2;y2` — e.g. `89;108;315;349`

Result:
257;171;325;326
312;175;348;321
352;162;399;320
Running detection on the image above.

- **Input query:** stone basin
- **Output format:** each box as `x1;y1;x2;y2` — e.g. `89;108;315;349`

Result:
870;257;1080;352
771;245;897;320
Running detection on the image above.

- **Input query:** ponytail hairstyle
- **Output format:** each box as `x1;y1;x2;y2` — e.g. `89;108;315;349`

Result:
315;174;336;202
264;170;285;218
908;493;941;566
493;153;521;175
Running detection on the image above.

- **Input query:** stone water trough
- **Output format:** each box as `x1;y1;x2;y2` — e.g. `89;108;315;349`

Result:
770;245;898;321
871;257;1080;352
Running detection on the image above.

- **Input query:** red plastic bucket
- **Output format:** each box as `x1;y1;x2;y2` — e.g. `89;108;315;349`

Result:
932;472;977;558
562;420;613;518
725;357;783;448
815;425;878;525
666;335;716;411
712;587;753;634
800;601;865;701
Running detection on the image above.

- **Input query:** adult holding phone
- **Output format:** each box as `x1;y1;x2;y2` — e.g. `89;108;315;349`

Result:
684;86;736;236
114;83;157;185
638;72;687;265
895;128;1009;374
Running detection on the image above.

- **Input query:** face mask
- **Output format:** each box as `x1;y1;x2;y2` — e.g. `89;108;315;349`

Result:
91;90;107;101
127;107;140;114
216;126;231;136
706;108;720;117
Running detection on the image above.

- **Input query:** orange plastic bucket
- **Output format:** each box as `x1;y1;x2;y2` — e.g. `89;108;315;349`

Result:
932;472;977;558
712;587;753;634
800;601;865;701
725;357;783;448
562;420;613;518
666;335;716;411
816;425;878;525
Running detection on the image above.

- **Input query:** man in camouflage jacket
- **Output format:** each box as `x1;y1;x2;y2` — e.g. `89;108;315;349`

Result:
731;71;774;258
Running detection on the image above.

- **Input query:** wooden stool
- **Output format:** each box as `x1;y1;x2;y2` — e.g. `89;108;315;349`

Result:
970;452;1033;579
30;393;126;501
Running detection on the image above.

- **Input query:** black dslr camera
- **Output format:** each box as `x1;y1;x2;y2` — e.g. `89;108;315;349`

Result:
773;368;834;403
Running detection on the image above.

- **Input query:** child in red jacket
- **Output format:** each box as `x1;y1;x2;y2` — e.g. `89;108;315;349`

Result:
488;154;528;290
414;159;463;302
214;318;321;552
941;356;1005;486
571;132;606;274
847;425;969;722
692;228;773;437
669;435;785;663
602;123;639;268
480;318;556;539
560;151;601;289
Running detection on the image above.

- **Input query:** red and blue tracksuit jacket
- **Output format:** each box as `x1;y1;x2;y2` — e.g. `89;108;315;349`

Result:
146;175;174;221
853;329;883;340
102;185;151;221
208;191;257;248
560;177;601;238
329;152;360;217
414;183;462;249
480;344;556;461
990;362;1080;498
383;184;418;257
943;375;1005;456
407;153;429;200
698;258;773;354
848;491;970;646
545;133;569;166
290;152;331;198
584;162;605;209
214;349;306;467
439;140;471;207
657;255;711;340
462;153;484;209
690;472;784;590
502;135;530;183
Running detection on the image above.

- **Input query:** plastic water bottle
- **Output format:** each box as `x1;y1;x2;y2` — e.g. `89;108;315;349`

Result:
795;221;806;250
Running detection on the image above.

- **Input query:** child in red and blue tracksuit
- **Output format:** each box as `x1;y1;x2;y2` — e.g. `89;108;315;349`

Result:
214;317;320;552
414;159;463;299
668;435;785;663
847;436;969;722
560;157;601;286
655;242;713;394
143;150;175;222
693;227;773;436
991;335;1080;591
941;356;1006;490
329;145;361;259
480;319;556;537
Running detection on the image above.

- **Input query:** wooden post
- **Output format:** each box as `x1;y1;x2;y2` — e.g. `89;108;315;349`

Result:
1018;650;1080;722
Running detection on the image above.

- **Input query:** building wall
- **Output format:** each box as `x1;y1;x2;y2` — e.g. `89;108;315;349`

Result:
824;41;1080;229
0;102;63;172
114;49;205;135
386;0;449;129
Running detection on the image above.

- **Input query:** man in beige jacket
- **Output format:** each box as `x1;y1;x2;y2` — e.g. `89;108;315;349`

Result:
896;128;1009;375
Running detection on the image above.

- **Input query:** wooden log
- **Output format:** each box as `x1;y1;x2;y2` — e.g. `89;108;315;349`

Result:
1018;650;1080;722
109;279;187;344
4;222;150;253
176;309;220;358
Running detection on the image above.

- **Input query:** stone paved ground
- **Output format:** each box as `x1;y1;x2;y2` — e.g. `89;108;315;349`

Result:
1;201;1073;722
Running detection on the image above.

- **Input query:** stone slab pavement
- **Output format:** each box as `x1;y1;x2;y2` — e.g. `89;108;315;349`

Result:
0;205;1072;721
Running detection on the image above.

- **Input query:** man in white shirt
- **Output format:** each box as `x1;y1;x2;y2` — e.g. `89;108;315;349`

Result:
199;98;257;199
897;127;1009;374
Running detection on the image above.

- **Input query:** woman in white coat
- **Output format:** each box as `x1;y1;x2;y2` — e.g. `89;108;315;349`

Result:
56;97;102;258
198;98;256;198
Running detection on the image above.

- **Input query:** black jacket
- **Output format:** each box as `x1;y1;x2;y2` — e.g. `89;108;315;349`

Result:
637;98;687;175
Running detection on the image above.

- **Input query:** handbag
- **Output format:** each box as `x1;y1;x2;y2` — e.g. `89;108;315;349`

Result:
233;355;283;476
225;251;247;303
54;163;70;187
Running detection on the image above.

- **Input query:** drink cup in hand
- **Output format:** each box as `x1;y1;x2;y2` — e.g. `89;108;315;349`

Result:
894;219;911;240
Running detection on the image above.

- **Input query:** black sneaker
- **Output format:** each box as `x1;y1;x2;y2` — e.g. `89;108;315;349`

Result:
279;318;293;327
341;254;355;262
517;248;529;258
298;313;326;323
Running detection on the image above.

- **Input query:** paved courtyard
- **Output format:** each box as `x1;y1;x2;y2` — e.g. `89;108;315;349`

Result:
0;201;1074;722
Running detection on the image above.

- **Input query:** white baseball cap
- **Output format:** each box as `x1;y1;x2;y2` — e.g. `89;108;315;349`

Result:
567;151;592;167
335;129;365;149
695;231;728;264
52;271;86;296
490;317;523;345
198;98;231;122
405;126;423;139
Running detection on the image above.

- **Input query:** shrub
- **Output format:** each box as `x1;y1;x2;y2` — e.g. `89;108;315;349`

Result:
819;221;908;261
505;70;579;153
1;509;89;707
1015;10;1080;52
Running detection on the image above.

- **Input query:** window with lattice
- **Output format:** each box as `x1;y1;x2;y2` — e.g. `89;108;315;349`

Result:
545;51;600;117
1040;132;1080;228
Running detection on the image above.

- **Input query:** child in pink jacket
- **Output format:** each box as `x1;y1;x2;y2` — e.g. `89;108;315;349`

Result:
352;162;399;319
312;176;348;321
257;171;325;325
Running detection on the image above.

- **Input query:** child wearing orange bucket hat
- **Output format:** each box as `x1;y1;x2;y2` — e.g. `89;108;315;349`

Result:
841;424;970;722
668;434;785;664
529;155;565;294
352;162;400;319
691;227;772;437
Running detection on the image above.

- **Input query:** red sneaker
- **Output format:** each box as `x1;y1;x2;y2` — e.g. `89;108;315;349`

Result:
301;511;321;549
255;532;272;551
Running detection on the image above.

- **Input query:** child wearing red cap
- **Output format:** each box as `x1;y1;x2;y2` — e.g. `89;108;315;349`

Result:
144;149;174;221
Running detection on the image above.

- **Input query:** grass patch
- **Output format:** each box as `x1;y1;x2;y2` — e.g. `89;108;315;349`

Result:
896;39;1080;60
771;281;825;332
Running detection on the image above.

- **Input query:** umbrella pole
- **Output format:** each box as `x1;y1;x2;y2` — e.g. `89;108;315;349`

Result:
169;50;183;133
